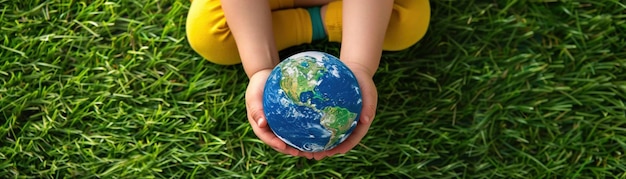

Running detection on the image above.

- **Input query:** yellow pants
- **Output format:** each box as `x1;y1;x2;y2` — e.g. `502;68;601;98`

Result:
186;0;430;65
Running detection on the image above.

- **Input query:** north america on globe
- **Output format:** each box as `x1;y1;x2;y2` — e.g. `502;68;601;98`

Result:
263;51;362;152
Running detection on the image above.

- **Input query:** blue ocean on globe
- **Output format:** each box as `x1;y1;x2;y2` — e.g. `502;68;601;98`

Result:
263;51;362;152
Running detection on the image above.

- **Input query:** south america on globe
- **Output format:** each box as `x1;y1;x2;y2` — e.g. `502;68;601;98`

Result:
263;51;362;152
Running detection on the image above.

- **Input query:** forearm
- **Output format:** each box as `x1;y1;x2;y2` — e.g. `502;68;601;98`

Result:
339;0;394;77
222;1;280;78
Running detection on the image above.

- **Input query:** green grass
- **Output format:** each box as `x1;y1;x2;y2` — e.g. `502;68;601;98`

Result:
1;0;626;178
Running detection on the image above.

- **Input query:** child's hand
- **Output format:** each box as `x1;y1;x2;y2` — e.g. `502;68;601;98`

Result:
300;0;395;160
245;69;315;158
300;63;378;160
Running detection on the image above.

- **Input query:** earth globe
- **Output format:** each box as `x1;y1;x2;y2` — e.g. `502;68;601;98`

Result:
263;51;362;152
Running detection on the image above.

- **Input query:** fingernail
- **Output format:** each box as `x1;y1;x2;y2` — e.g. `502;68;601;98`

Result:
257;117;264;127
362;116;370;124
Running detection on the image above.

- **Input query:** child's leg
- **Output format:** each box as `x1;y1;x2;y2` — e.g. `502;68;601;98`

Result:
186;0;429;64
323;0;430;51
186;0;238;65
186;0;335;65
384;0;430;51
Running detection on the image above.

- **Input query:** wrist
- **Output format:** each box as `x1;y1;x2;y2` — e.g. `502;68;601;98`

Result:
341;59;378;78
248;68;274;80
246;66;274;79
339;49;382;78
242;57;278;78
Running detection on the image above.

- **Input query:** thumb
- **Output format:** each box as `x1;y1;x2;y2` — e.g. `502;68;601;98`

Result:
246;101;268;129
360;99;377;125
357;76;378;125
246;89;287;151
245;70;270;127
245;70;288;151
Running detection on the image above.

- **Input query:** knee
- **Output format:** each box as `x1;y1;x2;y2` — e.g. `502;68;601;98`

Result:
383;0;431;51
186;24;241;65
186;0;241;65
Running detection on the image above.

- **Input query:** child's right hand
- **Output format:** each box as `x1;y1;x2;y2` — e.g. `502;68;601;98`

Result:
245;69;313;158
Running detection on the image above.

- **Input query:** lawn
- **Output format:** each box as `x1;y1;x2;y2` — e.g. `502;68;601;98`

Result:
1;0;626;178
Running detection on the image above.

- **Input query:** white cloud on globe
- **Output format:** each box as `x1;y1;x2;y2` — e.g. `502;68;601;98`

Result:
347;71;355;79
352;85;360;95
303;143;324;152
279;97;290;107
289;107;306;118
306;70;315;79
329;65;340;78
306;122;331;138
284;66;297;76
271;72;279;81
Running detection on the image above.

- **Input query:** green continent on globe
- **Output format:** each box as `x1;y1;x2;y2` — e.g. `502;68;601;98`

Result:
279;56;326;105
320;107;357;148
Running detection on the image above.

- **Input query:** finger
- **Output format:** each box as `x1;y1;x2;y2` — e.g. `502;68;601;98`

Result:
321;117;371;156
268;138;303;156
248;116;287;148
304;152;314;159
298;151;314;159
249;112;309;156
248;105;306;155
245;79;267;129
326;150;338;156
247;102;268;128
245;71;290;151
255;114;269;128
331;115;372;154
357;74;378;125
246;94;283;149
312;151;329;160
286;148;301;156
359;96;377;125
246;97;303;155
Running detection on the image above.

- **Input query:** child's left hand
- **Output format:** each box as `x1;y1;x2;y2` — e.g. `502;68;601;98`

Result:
298;63;379;160
245;69;307;157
